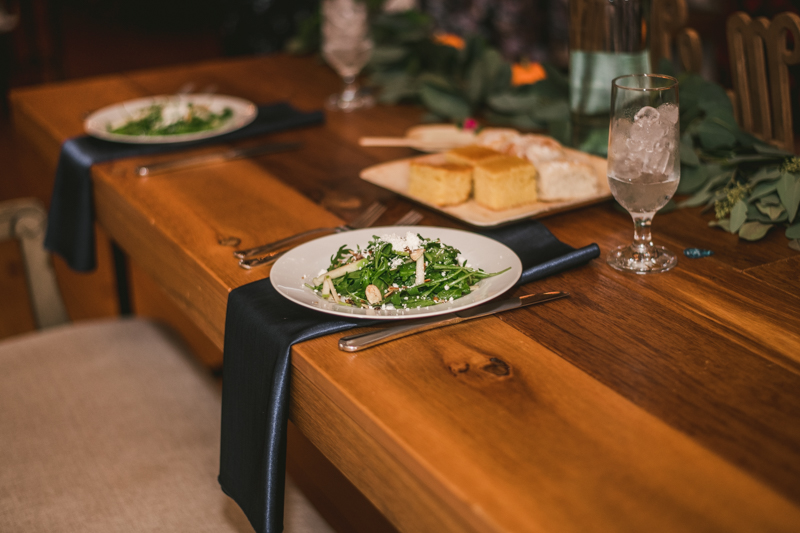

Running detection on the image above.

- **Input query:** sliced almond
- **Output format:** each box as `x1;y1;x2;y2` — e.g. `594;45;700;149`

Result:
365;284;383;305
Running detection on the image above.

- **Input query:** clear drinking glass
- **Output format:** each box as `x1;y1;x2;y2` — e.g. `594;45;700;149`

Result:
606;74;680;274
321;0;375;112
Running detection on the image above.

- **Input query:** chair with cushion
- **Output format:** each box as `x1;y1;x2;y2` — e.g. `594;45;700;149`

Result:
0;198;334;532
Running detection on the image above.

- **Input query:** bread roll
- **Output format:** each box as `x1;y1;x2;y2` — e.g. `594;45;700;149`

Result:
474;128;519;153
537;159;598;201
508;134;565;165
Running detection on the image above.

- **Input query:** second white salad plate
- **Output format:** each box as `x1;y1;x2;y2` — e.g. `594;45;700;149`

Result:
270;226;523;320
84;94;257;144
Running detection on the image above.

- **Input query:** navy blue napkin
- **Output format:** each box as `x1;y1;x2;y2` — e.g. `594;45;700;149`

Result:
44;102;325;272
218;219;599;533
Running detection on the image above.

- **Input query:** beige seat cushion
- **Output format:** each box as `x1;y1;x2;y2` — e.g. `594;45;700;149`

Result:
0;318;332;533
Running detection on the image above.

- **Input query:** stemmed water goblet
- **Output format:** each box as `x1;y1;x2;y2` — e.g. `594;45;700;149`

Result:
321;0;375;111
606;74;680;274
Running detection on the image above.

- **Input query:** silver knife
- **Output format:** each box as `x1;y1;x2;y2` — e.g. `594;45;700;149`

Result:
338;291;569;352
136;141;302;176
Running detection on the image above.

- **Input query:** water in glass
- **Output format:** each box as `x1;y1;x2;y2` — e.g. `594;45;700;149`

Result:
606;74;680;274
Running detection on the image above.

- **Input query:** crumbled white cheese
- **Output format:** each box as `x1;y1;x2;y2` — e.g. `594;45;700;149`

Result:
444;285;450;290
379;231;422;252
159;102;190;126
392;283;398;288
389;256;404;270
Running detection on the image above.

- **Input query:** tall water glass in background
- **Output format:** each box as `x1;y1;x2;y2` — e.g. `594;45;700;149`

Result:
569;0;651;150
607;74;680;274
322;0;375;111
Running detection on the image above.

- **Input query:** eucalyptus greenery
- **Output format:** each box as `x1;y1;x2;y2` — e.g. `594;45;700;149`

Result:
662;62;800;248
366;11;571;138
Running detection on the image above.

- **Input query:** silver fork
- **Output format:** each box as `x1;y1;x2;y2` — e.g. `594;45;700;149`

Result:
235;201;386;259
237;201;387;269
393;209;423;226
237;206;424;270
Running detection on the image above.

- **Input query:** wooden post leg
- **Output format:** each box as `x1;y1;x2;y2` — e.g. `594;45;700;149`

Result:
111;241;132;316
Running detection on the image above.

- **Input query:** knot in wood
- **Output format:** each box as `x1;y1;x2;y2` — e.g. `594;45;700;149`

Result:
448;362;470;375
482;357;510;376
445;354;512;381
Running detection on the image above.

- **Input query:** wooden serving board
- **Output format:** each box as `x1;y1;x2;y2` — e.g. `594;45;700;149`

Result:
360;147;610;227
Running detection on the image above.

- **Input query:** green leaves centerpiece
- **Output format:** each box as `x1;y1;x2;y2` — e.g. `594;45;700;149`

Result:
366;11;570;141
672;66;800;248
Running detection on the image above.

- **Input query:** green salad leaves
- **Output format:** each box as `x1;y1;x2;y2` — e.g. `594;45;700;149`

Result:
108;102;233;136
307;232;509;309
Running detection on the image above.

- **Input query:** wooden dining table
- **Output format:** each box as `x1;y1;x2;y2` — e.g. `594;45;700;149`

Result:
9;54;800;533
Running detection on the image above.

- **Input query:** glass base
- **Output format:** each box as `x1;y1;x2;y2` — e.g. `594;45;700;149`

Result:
326;90;374;112
606;244;677;274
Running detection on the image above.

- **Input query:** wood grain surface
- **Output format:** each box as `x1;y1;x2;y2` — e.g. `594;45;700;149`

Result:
10;54;800;533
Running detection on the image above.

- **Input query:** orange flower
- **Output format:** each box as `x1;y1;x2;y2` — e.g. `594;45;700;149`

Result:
433;33;466;50
511;61;547;86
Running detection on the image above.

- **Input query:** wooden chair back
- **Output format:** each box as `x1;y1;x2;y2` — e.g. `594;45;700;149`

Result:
727;11;800;152
650;0;703;74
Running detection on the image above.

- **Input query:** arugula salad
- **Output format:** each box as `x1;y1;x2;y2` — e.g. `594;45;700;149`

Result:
306;232;509;309
108;101;233;136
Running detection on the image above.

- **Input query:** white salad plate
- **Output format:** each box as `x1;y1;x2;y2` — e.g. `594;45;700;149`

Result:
84;94;258;144
270;226;523;320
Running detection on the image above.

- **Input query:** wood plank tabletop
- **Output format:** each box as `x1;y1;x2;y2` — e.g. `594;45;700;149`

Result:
10;54;800;533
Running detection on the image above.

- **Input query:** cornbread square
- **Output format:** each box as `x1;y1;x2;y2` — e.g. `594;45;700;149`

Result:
445;145;504;166
474;155;538;210
537;159;598;201
408;159;473;206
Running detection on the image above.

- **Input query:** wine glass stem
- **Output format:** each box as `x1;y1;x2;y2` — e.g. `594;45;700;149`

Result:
341;76;358;102
631;213;655;256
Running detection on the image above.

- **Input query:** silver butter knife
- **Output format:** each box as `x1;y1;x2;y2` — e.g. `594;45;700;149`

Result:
338;291;569;352
136;141;302;176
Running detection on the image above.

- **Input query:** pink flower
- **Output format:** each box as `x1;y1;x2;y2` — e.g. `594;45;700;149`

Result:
462;118;478;131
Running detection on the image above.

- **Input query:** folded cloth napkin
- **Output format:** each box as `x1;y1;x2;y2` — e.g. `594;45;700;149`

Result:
219;219;599;533
44;102;325;272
